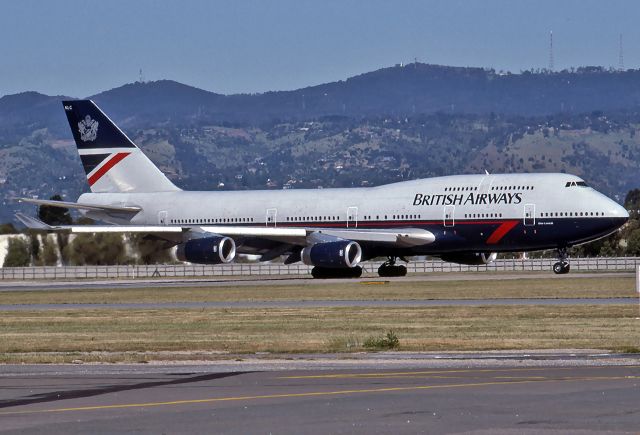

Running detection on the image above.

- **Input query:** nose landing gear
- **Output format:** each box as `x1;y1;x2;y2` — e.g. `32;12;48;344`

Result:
378;257;408;277
553;248;570;274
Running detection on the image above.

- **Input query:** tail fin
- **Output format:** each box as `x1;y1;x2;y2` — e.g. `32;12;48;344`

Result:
62;100;180;193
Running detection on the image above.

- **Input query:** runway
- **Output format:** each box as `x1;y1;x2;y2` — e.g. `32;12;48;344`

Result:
0;297;635;311
0;271;633;292
0;362;638;434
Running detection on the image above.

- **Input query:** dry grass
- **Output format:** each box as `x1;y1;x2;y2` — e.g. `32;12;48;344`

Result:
0;276;634;305
0;305;638;363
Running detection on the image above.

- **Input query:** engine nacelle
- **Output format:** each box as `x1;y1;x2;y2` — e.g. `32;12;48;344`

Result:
176;236;236;264
301;240;362;269
440;252;497;265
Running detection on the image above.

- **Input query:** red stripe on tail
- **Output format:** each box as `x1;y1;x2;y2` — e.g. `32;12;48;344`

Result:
486;220;519;244
88;152;131;186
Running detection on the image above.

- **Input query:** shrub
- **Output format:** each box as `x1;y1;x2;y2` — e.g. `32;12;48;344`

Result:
364;330;400;350
3;237;31;267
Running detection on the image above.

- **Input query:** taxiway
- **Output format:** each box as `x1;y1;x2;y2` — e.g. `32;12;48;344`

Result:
0;361;638;434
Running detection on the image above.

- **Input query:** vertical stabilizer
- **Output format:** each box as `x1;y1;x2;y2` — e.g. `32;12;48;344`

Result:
62;100;180;193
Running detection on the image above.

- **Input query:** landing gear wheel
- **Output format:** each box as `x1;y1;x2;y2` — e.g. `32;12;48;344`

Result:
552;247;571;274
311;266;363;279
553;261;570;275
377;256;408;278
378;264;407;277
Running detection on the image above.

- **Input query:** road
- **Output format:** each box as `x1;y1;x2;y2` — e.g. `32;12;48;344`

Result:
0;362;638;434
0;297;635;311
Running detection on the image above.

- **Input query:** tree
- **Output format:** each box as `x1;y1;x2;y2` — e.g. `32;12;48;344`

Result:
29;233;41;265
0;223;17;234
625;229;640;256
63;233;130;265
41;235;59;266
3;238;31;267
38;194;72;225
129;234;174;264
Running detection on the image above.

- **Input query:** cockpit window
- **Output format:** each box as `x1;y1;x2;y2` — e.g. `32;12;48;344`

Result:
565;181;589;188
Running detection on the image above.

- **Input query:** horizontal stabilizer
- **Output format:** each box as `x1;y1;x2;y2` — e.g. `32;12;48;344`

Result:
15;213;54;230
14;214;185;236
17;198;141;216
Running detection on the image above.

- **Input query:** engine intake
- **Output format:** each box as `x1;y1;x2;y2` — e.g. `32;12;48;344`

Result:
176;236;236;264
440;252;497;265
302;240;362;269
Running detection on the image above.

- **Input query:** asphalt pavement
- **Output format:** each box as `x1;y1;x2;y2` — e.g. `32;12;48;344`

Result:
0;362;638;434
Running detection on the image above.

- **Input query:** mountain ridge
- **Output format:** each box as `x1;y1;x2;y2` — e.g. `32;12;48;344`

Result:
3;63;640;224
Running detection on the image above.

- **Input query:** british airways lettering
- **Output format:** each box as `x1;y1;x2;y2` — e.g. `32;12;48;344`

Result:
413;192;523;206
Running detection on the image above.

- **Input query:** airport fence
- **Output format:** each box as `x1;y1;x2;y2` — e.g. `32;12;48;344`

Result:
1;257;640;280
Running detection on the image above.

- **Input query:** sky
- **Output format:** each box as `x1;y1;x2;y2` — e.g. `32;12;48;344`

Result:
1;0;639;97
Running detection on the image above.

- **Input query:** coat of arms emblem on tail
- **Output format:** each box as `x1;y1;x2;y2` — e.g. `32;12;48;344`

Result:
78;115;99;142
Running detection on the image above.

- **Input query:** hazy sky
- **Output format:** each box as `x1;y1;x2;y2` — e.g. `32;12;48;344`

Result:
1;0;639;97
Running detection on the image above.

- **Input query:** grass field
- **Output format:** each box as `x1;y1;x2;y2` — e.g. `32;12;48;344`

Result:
0;276;635;305
0;305;638;363
1;275;638;363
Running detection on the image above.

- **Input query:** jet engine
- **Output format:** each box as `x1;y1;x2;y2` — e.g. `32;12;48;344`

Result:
440;252;497;265
176;236;236;264
301;240;362;269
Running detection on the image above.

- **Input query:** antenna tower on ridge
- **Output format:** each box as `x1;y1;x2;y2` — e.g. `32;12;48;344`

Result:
548;31;554;71
619;33;624;71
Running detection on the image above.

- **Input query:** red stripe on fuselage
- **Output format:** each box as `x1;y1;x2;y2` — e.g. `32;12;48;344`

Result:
486;220;519;244
87;152;131;186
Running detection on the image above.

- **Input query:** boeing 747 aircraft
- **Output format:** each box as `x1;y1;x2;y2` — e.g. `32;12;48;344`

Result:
16;100;628;278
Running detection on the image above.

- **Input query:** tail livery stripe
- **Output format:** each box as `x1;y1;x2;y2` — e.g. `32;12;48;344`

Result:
486;220;519;244
87;152;131;186
80;153;110;174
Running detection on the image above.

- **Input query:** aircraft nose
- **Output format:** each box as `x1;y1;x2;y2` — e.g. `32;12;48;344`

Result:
611;202;629;220
606;199;629;228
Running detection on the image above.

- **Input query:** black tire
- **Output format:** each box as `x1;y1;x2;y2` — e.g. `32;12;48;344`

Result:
553;261;570;274
378;265;408;277
394;265;407;277
553;262;563;274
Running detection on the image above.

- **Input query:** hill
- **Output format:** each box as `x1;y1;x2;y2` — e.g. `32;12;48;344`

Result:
3;63;640;224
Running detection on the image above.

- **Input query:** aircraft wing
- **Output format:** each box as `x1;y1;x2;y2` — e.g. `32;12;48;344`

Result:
15;214;435;247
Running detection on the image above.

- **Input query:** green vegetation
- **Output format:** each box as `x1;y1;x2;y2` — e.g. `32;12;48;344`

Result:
0;275;636;363
364;330;400;350
3;237;30;267
0;276;633;305
38;194;72;225
0;305;637;363
7;66;640;225
41;235;58;266
62;233;129;266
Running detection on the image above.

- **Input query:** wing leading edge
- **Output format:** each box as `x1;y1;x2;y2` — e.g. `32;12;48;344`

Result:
15;214;435;247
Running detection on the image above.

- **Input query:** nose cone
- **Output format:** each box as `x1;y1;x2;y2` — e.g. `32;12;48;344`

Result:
605;199;629;233
609;201;629;221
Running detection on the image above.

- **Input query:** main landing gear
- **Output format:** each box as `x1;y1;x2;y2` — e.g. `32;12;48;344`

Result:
378;257;408;277
553;248;570;274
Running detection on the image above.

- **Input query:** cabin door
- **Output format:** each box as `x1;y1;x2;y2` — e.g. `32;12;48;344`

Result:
346;206;358;228
266;208;277;227
444;205;455;227
524;203;536;226
157;210;168;225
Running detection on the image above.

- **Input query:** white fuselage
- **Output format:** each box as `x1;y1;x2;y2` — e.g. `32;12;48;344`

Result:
78;172;628;255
